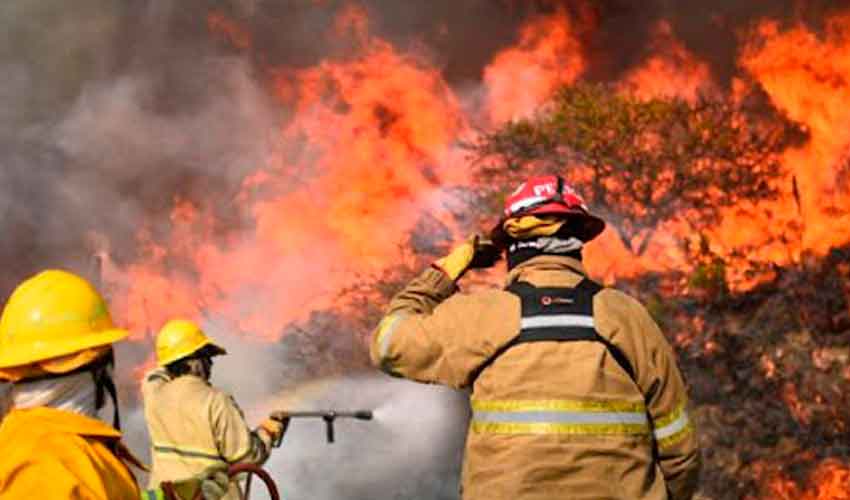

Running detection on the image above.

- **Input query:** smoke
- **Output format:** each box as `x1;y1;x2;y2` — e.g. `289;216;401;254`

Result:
0;0;280;297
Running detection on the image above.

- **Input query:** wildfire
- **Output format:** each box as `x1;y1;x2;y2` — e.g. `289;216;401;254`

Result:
109;6;469;340
741;15;850;256
483;8;586;124
86;3;850;497
107;6;850;331
763;460;850;500
619;20;713;102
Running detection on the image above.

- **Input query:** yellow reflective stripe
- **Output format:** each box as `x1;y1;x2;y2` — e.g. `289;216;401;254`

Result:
471;421;651;436
653;400;686;429
653;401;694;449
472;399;646;413
376;314;406;359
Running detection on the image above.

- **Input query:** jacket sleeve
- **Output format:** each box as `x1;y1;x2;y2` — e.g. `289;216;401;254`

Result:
209;392;272;465
627;298;701;500
370;267;514;388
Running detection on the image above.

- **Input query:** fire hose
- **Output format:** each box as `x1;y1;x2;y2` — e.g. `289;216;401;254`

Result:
161;463;280;500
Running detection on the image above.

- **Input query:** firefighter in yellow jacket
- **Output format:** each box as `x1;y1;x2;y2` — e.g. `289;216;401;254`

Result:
371;175;701;500
0;269;229;500
143;319;288;500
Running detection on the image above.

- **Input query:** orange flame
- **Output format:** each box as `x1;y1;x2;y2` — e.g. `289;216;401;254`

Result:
619;20;714;101
741;16;850;255
109;7;468;340
483;9;586;124
764;460;850;500
108;9;850;342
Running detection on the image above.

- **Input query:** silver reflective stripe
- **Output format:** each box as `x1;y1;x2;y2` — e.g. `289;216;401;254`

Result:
654;410;690;440
521;314;595;329
474;410;647;425
379;315;406;359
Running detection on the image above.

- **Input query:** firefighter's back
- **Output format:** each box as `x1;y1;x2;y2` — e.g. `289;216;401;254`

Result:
143;374;225;486
461;263;676;500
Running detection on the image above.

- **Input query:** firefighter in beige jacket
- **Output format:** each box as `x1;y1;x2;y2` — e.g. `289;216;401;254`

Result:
371;175;701;500
143;319;288;499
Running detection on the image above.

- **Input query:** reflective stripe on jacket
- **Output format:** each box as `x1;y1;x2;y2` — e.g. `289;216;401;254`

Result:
142;372;271;500
371;255;701;500
0;407;142;499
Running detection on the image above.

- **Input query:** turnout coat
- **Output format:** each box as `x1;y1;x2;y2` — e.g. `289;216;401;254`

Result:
371;255;701;500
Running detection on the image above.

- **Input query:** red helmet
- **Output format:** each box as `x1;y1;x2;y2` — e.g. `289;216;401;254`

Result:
491;174;605;243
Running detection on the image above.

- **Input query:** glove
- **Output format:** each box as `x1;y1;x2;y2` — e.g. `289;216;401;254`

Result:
257;413;289;447
433;234;502;280
158;463;229;500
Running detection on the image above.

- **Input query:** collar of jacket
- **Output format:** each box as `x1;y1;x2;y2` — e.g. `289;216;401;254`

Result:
505;255;586;287
2;407;148;470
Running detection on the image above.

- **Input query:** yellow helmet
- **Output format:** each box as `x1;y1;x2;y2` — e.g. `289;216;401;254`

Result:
156;319;226;367
0;270;128;380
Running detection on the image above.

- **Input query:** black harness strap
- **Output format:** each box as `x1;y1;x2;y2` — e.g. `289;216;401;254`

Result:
474;279;636;382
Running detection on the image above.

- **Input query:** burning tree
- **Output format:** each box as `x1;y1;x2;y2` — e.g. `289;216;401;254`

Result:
470;82;805;256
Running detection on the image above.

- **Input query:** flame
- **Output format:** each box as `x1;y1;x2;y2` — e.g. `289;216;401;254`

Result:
741;16;850;255
483;9;586;124
108;7;468;340
763;460;850;500
619;20;714;101
108;9;850;333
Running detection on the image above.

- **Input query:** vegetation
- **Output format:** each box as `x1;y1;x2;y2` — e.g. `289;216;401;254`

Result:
469;83;805;255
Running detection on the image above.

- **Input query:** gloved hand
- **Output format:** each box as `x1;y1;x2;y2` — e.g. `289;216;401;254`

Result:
159;463;229;500
257;413;289;447
433;234;502;280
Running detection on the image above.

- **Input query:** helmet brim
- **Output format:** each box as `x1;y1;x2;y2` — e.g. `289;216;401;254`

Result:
159;340;227;367
0;327;128;370
491;212;606;246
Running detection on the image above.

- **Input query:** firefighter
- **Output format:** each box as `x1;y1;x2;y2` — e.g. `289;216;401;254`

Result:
0;269;229;499
371;174;701;500
143;319;288;500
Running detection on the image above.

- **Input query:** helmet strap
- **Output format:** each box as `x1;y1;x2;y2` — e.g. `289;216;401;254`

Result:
90;353;120;430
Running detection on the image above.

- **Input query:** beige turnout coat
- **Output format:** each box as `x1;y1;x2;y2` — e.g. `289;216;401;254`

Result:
142;372;272;499
371;255;700;500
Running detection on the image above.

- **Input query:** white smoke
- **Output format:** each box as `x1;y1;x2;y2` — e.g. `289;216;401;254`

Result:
209;324;468;500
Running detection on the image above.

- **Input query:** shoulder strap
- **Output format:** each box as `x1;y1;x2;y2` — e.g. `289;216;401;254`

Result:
473;280;636;382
